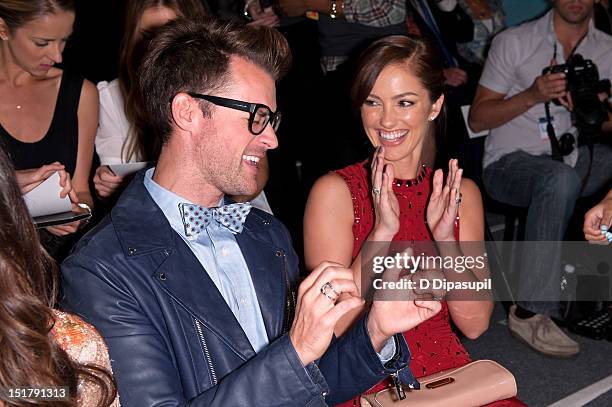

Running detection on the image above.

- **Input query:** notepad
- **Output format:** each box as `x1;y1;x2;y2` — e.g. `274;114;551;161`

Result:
31;210;91;228
108;162;149;177
23;172;92;228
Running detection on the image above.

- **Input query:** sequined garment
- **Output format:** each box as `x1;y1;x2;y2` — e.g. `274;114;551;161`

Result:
51;310;119;406
334;161;524;407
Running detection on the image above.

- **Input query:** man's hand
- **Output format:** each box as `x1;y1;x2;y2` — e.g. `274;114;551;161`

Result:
290;262;364;366
366;252;442;352
527;71;567;105
93;165;124;199
583;192;612;244
557;89;574;111
443;68;468;87
368;300;441;352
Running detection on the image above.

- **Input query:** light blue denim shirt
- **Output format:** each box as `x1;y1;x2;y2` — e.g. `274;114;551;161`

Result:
144;168;268;353
143;168;395;361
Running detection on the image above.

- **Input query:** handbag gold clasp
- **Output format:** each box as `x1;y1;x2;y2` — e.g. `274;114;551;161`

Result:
425;377;455;389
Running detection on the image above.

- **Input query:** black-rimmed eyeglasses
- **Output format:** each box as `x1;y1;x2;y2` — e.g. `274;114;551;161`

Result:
187;92;282;136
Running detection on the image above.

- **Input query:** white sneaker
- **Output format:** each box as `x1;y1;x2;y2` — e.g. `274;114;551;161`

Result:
508;305;579;358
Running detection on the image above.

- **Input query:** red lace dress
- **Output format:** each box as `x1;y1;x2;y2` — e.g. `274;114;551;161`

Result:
334;161;523;407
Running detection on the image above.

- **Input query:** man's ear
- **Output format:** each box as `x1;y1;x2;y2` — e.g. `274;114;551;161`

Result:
429;94;445;121
0;18;10;41
171;92;201;132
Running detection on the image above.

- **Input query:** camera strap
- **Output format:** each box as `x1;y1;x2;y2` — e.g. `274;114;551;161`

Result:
545;101;594;195
552;34;586;64
544;102;564;161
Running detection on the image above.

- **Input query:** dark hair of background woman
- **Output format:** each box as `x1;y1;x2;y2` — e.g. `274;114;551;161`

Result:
119;0;207;162
0;0;74;30
0;145;116;407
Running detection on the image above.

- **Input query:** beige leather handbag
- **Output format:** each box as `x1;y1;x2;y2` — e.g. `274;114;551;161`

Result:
360;360;517;407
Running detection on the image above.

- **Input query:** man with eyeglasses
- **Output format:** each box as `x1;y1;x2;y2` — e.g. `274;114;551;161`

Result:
60;19;441;406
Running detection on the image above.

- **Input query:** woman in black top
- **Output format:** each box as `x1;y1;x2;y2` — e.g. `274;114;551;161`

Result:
0;0;97;245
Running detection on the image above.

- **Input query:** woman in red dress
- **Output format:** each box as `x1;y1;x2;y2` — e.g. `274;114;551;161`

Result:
304;35;522;406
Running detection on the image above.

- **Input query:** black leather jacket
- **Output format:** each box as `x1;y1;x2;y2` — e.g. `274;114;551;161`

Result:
61;171;413;406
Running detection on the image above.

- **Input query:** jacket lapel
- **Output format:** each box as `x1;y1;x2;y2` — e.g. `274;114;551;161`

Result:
112;172;256;360
155;237;257;360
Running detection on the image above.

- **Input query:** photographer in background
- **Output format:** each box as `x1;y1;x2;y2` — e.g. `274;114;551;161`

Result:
469;0;612;357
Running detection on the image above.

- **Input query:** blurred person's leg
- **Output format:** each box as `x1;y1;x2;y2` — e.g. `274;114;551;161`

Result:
484;151;581;316
575;144;612;198
484;151;582;356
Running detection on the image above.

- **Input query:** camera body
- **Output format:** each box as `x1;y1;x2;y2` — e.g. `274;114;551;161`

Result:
542;54;611;132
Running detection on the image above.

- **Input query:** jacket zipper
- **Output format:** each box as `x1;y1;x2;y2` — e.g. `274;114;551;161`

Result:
195;319;217;385
192;249;293;386
280;253;295;334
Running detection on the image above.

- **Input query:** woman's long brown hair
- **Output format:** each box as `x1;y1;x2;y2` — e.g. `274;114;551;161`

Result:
118;0;207;162
0;146;116;407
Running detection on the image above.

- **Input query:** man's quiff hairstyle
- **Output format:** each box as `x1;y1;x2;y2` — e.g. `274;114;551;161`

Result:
138;18;292;145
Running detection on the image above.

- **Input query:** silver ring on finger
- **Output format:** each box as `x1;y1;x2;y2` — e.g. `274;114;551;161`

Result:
372;187;381;196
320;281;339;303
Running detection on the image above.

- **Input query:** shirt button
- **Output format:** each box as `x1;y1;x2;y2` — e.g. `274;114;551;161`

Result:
321;391;328;397
240;298;246;304
222;247;229;256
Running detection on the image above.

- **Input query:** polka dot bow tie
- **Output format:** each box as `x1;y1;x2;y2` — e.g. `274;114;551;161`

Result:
178;202;252;238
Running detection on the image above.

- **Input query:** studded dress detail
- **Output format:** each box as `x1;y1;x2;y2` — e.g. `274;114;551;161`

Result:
334;161;524;407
